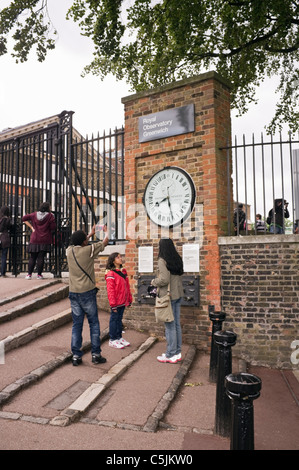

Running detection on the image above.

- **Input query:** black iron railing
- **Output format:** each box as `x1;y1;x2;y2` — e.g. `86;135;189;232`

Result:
222;132;299;236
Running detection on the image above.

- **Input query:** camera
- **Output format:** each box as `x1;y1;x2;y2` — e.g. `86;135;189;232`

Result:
147;285;157;298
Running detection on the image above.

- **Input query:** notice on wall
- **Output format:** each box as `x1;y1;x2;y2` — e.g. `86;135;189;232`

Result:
138;246;154;273
183;244;199;273
139;104;195;143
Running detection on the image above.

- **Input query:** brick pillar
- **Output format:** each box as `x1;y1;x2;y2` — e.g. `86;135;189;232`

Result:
97;71;231;350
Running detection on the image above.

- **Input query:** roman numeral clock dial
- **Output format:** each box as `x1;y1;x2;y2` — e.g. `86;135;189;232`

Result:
143;166;196;228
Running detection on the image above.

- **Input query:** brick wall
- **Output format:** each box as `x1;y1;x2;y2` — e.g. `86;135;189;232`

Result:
95;72;232;351
219;235;299;369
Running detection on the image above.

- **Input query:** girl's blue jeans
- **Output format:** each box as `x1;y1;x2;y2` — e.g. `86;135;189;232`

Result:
109;305;125;340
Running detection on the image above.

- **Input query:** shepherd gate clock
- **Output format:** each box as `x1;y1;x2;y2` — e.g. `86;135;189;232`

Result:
143;166;196;228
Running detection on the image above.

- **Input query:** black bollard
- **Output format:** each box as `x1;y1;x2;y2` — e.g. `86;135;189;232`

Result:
214;330;237;437
209;306;226;382
225;373;262;450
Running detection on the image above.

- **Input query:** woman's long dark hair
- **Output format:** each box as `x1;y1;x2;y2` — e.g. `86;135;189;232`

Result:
0;206;10;218
38;202;50;212
158;238;184;275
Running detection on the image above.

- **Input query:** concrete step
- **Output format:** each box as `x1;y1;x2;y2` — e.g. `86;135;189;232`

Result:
0;278;62;308
1;304;72;353
0;282;69;324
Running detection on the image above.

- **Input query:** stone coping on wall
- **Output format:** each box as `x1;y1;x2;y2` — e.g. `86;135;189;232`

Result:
98;244;127;256
218;234;299;245
121;71;231;104
98;236;299;255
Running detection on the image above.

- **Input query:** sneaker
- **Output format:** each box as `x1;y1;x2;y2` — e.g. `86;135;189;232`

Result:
157;353;182;362
157;354;178;364
109;339;124;349
72;356;82;366
92;354;107;364
25;274;32;280
37;274;44;279
119;338;130;347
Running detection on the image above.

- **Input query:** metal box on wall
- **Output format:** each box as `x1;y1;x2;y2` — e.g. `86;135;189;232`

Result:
137;275;199;307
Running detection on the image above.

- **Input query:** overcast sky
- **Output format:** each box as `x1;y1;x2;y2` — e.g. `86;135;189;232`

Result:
0;0;290;138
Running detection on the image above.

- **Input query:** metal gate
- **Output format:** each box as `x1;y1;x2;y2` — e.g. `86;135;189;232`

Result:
0;110;125;276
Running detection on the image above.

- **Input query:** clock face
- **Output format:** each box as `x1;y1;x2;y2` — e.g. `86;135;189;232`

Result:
143;166;196;227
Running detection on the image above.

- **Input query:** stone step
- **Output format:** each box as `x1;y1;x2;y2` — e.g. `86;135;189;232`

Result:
0;278;62;308
0;283;69;324
2;307;72;353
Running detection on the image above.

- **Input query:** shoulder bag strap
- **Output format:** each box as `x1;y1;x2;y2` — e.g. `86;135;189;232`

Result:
72;247;94;284
157;283;171;297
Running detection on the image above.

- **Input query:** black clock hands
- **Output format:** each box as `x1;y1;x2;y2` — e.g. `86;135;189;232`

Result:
167;197;174;220
155;196;168;206
155;188;174;220
166;187;174;220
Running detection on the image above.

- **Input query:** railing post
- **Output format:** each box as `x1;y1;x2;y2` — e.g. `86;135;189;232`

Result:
209;305;226;382
225;373;262;450
214;330;237;437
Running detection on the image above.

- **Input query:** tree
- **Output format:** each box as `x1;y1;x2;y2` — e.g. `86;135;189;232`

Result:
1;0;299;132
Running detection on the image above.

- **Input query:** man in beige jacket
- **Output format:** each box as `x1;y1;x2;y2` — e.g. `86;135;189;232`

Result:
66;224;109;366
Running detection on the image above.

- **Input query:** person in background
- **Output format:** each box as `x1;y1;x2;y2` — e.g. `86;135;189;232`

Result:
256;214;266;233
105;252;132;349
267;199;289;234
151;238;184;364
22;202;56;279
0;206;11;277
233;203;246;235
66;224;109;366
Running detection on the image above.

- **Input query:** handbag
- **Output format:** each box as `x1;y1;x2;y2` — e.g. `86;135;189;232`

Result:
155;284;174;323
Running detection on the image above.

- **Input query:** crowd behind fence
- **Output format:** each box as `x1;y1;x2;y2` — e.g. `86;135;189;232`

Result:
222;132;299;236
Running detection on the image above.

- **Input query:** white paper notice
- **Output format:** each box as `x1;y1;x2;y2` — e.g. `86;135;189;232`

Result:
183;244;199;272
138;246;154;273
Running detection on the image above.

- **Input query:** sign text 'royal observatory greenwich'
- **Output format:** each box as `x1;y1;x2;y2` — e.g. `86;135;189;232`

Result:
138;104;195;143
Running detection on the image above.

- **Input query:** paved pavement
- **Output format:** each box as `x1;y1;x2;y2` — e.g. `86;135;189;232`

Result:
0;274;298;453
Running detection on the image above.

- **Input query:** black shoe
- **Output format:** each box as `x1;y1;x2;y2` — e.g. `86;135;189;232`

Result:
92;354;107;364
72;356;82;366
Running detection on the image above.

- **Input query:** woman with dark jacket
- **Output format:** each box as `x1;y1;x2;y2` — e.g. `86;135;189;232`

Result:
105;252;132;349
151;238;184;364
22;202;56;279
0;206;11;277
267;199;290;234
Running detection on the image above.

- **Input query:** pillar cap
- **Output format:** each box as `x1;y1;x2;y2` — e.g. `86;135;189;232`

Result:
225;373;262;398
214;330;237;346
209;311;226;322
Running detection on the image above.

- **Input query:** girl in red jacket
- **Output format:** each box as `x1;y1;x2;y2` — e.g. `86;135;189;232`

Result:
105;252;132;349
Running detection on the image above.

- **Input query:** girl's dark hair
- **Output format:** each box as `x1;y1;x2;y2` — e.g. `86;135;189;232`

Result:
0;206;10;217
158;238;184;275
106;252;122;270
38;202;50;212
